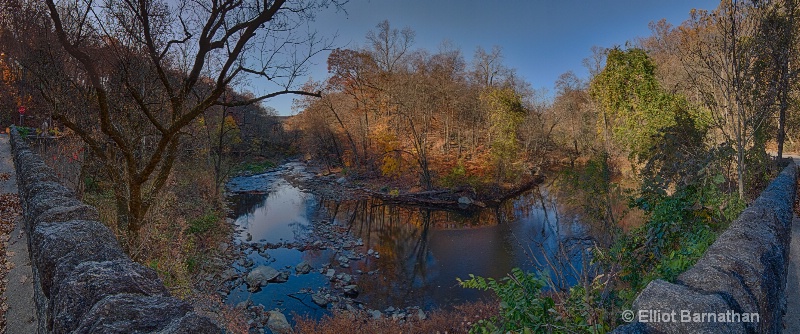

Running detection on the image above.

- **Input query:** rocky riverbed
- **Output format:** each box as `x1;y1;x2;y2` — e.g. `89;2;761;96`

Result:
215;161;437;333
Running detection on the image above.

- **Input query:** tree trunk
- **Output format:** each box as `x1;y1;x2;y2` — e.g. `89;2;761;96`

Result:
778;102;786;161
737;147;745;200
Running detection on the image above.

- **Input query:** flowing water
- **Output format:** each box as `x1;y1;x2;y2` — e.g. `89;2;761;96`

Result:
224;162;593;323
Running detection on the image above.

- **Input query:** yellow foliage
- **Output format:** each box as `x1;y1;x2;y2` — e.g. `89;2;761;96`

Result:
381;154;401;177
223;115;243;145
373;124;404;177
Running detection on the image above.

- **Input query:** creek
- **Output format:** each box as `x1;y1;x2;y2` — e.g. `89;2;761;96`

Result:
223;162;593;324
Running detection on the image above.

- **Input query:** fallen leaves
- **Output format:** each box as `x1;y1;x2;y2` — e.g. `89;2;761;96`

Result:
0;194;21;222
0;179;20;334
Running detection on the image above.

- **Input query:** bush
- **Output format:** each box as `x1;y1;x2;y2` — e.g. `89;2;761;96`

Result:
609;180;743;300
188;211;219;234
17;126;33;137
83;176;99;193
235;160;275;174
440;162;481;189
458;268;601;333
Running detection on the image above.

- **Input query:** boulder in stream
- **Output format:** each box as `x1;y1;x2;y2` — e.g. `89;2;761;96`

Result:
311;293;329;307
295;261;312;274
272;271;289;283
245;266;280;290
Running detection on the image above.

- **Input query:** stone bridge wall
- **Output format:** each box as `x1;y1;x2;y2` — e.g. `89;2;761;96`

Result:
9;128;221;333
614;162;797;333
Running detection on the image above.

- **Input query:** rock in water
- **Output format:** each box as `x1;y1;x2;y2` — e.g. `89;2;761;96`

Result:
458;196;473;205
271;271;289;283
245;266;280;290
295;261;312;274
336;177;347;184
311;293;329;307
267;310;292;334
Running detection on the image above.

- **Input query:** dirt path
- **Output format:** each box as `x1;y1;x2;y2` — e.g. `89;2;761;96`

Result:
0;134;36;333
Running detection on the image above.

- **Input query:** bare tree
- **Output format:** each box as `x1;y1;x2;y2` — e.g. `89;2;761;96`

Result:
366;19;415;74
39;0;342;244
759;0;799;160
678;0;769;199
471;45;508;89
552;71;593;167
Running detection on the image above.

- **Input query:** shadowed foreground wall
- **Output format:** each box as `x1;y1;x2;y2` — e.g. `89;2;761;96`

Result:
9;128;222;333
613;162;797;333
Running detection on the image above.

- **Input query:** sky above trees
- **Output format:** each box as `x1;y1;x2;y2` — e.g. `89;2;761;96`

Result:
260;0;720;115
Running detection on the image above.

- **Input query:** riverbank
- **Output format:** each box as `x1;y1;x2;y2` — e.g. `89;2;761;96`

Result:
230;159;545;212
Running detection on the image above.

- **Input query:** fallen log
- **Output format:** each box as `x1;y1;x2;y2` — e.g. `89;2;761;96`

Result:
356;175;545;211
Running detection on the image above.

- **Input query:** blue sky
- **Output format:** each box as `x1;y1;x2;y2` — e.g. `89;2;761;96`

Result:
259;0;721;115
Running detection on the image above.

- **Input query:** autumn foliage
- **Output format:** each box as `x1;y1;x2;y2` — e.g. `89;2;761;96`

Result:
295;22;557;193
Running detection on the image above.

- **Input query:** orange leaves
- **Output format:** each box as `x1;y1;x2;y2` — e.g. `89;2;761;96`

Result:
0;193;20;223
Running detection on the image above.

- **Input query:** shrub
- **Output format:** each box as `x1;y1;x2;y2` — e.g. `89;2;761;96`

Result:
459;268;601;333
235;160;275;174
440;162;481;189
188;211;219;235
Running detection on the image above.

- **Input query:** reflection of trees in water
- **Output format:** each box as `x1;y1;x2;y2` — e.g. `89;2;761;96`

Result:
312;187;604;307
511;185;598;292
227;187;313;242
318;198;442;308
227;193;269;218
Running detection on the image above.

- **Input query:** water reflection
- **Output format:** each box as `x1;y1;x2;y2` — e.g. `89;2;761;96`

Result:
228;179;315;243
225;176;593;321
317;186;590;309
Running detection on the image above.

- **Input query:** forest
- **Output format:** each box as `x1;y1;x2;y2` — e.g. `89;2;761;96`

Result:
1;0;799;333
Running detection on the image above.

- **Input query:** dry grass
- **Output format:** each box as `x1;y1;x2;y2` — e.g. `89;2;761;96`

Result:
81;158;233;302
294;301;498;334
